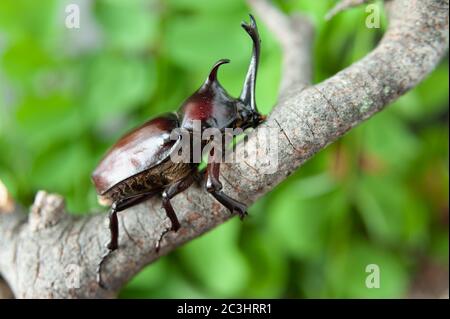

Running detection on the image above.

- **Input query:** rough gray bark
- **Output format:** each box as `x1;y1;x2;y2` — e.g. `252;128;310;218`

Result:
0;0;448;298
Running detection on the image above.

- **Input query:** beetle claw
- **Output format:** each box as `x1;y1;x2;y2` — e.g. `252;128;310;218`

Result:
237;209;248;220
106;242;117;250
155;226;172;253
230;204;248;220
97;249;113;289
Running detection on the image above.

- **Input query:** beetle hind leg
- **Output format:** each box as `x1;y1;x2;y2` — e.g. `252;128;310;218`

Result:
97;191;158;288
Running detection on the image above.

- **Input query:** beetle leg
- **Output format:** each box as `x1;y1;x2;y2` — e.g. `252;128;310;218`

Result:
205;152;247;220
161;175;195;231
192;169;206;187
97;191;158;288
158;175;195;251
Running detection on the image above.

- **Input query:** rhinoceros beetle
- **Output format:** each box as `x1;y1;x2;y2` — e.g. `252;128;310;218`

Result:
92;15;265;287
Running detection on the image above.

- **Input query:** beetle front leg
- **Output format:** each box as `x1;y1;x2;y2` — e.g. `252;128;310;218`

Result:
205;156;247;220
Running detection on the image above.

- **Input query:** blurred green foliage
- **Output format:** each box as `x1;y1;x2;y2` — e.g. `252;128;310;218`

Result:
0;0;448;298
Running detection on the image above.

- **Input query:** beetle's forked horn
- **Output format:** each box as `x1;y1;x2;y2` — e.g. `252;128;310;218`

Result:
240;14;260;112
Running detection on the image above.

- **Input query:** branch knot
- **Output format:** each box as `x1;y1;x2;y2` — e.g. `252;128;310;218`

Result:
29;191;66;231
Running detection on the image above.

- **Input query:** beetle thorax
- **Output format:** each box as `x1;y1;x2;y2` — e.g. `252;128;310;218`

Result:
178;80;239;131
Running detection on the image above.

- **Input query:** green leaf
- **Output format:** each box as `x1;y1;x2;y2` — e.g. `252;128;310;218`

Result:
1;38;54;84
15;94;80;150
120;258;169;297
327;242;409;298
242;232;288;297
178;219;250;297
0;0;59;45
30;143;89;193
356;175;429;248
165;15;249;71
267;173;337;260
167;0;244;13
82;54;156;122
361;111;420;175
95;0;158;51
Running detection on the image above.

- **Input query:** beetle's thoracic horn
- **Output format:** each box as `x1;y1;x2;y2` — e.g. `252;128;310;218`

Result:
204;58;230;86
240;14;260;112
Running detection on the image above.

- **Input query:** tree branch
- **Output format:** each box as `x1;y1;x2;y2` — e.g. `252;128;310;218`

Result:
0;0;448;298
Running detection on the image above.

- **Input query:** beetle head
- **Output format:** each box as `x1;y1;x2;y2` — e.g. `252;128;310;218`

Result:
181;15;265;131
202;15;265;130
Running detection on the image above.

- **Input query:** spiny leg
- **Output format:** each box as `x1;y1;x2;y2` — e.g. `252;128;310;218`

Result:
157;174;195;251
206;150;247;219
97;191;158;288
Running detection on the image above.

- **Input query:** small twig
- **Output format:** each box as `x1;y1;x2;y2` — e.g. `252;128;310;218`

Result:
326;0;374;20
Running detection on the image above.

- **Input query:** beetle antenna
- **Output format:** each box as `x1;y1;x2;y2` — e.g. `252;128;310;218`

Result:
240;14;260;112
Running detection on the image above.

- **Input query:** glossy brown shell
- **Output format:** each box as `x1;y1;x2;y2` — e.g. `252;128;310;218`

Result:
92;113;179;195
178;82;238;131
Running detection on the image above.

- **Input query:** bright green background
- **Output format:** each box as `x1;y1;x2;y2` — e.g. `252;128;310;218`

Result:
0;0;448;298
